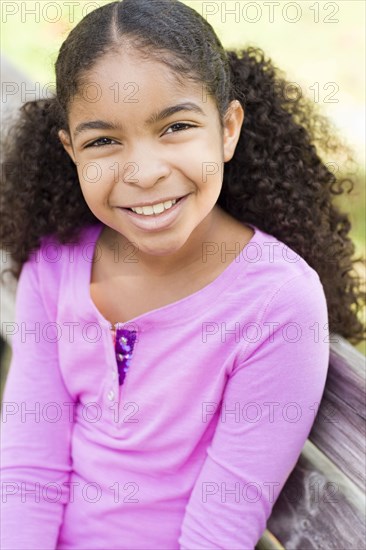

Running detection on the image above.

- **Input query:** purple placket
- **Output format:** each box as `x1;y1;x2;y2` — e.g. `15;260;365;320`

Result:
113;324;137;386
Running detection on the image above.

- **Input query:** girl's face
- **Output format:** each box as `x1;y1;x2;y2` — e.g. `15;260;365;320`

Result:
59;50;244;258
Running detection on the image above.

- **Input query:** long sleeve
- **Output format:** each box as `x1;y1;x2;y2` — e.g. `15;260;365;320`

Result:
178;272;330;549
1;255;75;549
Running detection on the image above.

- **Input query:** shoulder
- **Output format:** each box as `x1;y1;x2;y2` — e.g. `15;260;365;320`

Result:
19;223;103;318
244;223;324;296
240;223;329;334
30;223;101;273
233;225;329;368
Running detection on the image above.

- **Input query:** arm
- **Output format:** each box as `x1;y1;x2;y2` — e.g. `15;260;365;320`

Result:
1;254;75;550
178;272;330;549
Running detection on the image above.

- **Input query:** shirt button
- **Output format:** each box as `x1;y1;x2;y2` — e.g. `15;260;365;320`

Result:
112;371;117;381
107;389;115;401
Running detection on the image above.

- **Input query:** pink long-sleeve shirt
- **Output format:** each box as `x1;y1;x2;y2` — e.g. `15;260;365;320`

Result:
1;221;330;549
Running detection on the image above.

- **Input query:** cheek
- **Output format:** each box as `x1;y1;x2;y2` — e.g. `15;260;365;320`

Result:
182;143;223;187
76;161;112;202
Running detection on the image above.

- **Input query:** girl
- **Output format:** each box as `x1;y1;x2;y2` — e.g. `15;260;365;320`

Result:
1;0;364;549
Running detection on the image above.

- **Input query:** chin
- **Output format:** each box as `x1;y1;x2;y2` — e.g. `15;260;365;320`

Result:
139;234;189;257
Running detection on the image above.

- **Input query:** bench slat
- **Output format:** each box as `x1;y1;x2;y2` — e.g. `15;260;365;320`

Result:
266;439;365;548
308;336;366;492
257;336;365;549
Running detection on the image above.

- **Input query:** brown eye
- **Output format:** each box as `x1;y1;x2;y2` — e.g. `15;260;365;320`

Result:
85;137;118;148
165;123;195;134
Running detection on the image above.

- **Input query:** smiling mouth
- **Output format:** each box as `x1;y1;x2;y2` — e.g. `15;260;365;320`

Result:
124;196;185;216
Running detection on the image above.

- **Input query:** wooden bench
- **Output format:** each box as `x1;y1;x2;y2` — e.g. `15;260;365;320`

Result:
256;335;365;549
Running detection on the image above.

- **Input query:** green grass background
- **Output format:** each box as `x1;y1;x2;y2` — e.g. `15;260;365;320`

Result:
1;0;365;352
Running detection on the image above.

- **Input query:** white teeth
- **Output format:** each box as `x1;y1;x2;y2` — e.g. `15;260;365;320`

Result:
141;205;154;215
153;203;165;214
131;199;177;216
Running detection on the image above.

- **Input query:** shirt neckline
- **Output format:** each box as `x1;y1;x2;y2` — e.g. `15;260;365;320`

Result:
82;221;263;330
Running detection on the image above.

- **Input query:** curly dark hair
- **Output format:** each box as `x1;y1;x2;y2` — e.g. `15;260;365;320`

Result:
1;0;365;344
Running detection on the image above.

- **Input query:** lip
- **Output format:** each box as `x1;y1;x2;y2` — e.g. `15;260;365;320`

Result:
117;194;189;232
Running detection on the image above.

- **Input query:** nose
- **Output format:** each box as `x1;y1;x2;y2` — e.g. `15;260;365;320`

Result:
121;140;171;189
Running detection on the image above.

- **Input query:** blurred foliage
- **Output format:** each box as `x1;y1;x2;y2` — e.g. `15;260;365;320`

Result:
1;0;365;351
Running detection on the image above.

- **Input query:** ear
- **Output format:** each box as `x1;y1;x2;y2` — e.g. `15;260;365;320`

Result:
58;129;76;164
222;100;244;163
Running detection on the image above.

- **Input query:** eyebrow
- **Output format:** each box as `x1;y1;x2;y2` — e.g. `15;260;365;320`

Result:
73;120;120;139
147;102;206;125
73;102;206;138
